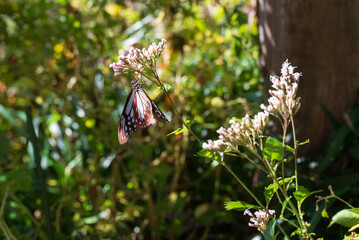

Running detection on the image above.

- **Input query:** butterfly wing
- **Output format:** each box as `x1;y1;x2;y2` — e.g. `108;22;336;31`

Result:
118;88;138;144
143;90;169;122
151;100;169;122
132;85;153;129
118;81;169;145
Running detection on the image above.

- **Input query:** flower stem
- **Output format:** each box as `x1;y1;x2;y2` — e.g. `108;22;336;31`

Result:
264;159;307;237
152;69;202;144
281;120;288;189
290;116;298;191
333;196;355;209
232;149;269;175
221;160;265;209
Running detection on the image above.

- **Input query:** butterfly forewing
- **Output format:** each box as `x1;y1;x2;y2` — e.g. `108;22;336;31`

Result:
133;85;153;128
118;88;138;144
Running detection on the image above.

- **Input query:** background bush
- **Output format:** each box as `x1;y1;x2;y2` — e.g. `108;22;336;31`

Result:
2;0;357;239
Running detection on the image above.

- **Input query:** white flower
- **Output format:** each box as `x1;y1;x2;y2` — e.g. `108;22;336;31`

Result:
109;39;167;77
244;209;275;234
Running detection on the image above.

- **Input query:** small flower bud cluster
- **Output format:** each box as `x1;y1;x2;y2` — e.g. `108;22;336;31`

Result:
244;209;275;234
260;60;301;122
202;111;269;152
109;38;166;77
202;139;226;151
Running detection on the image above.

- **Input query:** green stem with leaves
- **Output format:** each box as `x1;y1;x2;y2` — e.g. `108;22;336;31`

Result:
290;116;309;237
221;160;265;209
281;120;288;193
151;69;202;144
264;159;309;238
290;116;299;191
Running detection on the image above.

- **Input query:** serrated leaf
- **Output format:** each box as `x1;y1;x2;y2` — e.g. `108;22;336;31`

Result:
293;186;321;205
167;128;188;136
264;217;276;240
196;149;222;162
264;184;276;207
264;177;295;207
328;208;359;228
263;137;284;162
224;201;260;211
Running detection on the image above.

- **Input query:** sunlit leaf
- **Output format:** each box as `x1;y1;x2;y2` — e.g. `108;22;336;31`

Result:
263;137;284;162
293;186;321;205
329;209;359;228
167;128;188;136
265;177;295;207
298;139;310;147
224;201;260;211
196;149;222;162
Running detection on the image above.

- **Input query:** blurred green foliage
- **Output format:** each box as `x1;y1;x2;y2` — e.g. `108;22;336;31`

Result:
2;0;359;239
0;0;264;239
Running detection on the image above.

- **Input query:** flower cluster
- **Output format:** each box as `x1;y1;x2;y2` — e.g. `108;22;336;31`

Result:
244;209;275;234
109;38;166;77
260;60;301;122
203;60;301;153
202;111;269;152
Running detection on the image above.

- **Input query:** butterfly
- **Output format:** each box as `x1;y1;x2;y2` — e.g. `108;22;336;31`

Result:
118;81;169;144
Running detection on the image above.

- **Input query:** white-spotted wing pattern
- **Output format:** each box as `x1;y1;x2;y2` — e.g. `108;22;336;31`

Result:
118;81;169;144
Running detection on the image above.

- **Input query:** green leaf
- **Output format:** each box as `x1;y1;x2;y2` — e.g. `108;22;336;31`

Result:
348;223;359;232
322;210;329;218
196;149;222;162
263;137;284;162
293;186;310;204
167;128;188;136
328;208;359;228
280;196;292;218
298;139;310;147
264;184;276;207
284;144;294;153
224;201;260;211
293;186;321;205
0;105;27;137
264;177;295;207
264;217;276;240
184;118;196;127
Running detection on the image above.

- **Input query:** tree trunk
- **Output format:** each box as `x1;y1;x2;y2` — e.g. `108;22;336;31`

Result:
258;0;359;153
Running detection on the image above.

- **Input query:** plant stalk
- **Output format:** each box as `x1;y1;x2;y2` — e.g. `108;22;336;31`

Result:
25;106;55;240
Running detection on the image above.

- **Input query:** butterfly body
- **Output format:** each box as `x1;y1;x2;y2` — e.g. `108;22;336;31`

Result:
118;81;169;144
